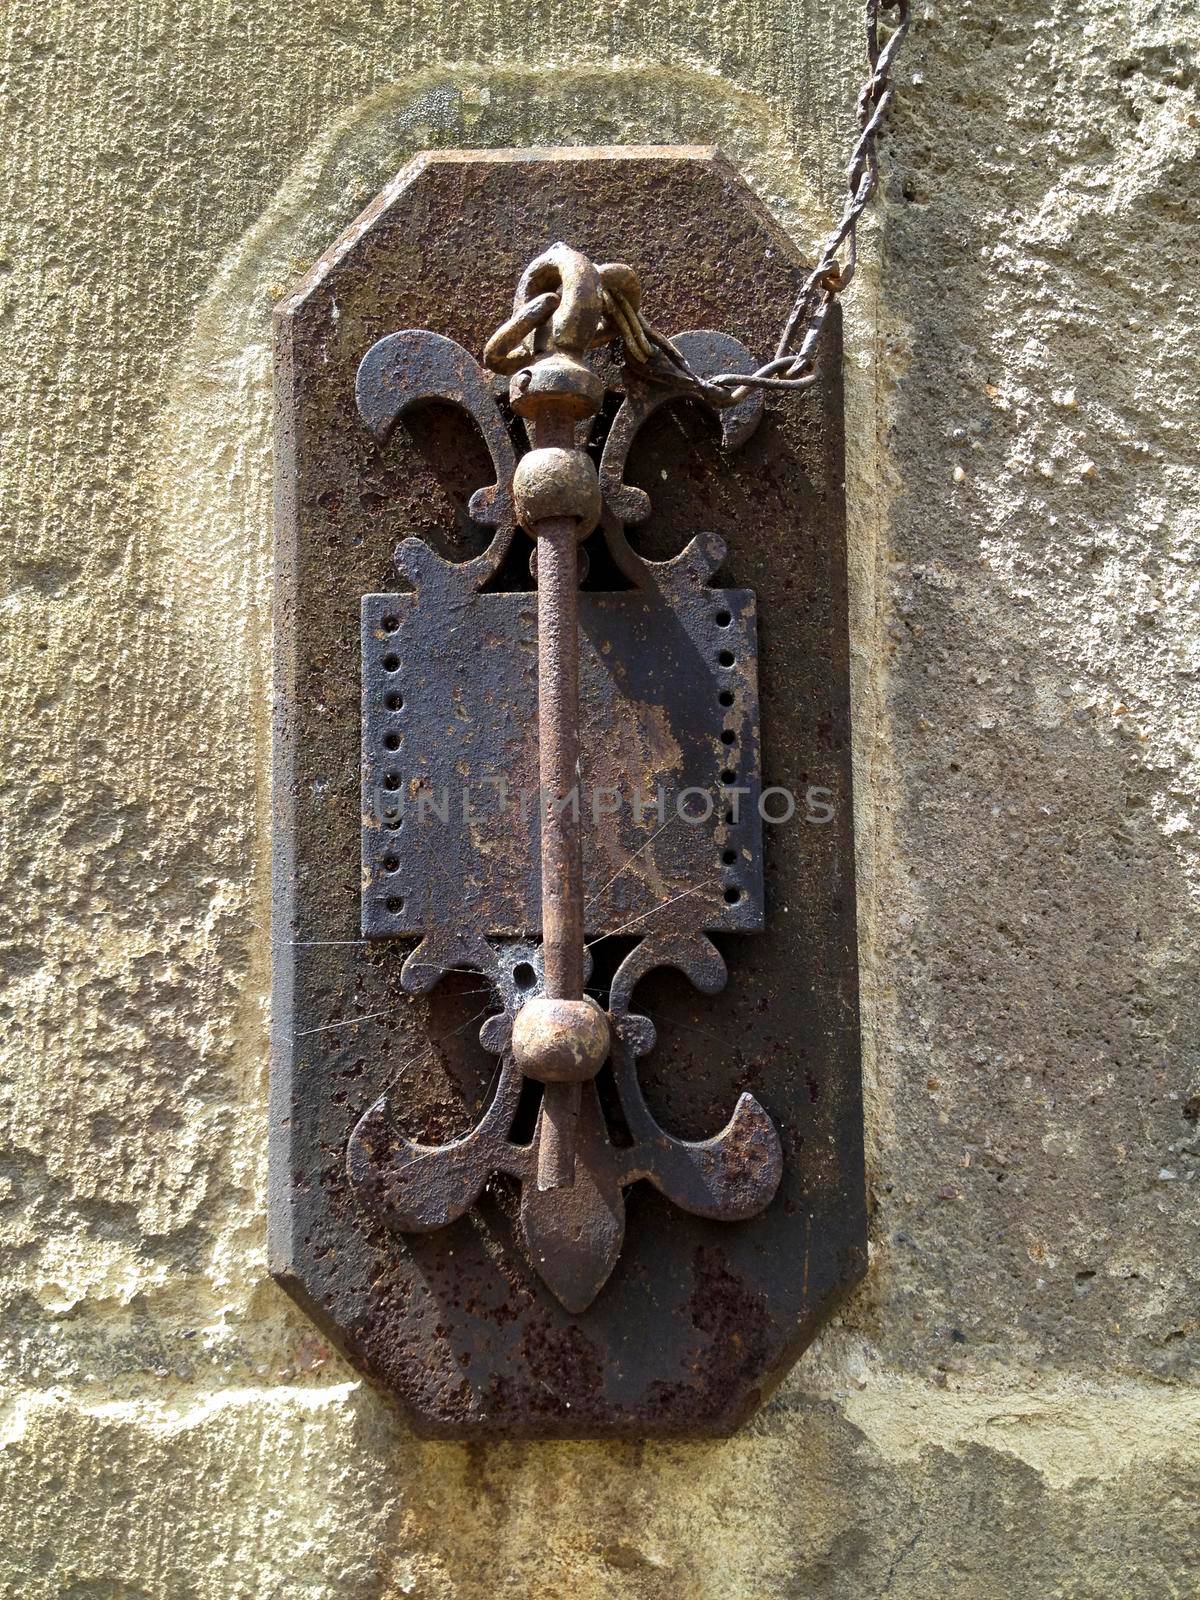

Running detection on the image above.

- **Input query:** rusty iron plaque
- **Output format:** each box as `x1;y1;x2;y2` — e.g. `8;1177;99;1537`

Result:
360;578;764;944
271;147;865;1438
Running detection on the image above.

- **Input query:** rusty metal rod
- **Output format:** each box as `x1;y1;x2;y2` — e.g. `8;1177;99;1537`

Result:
535;519;585;1001
526;393;588;1193
500;251;608;1194
533;514;585;1190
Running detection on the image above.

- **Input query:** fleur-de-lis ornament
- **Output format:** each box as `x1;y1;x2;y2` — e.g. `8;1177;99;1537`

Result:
348;244;782;1312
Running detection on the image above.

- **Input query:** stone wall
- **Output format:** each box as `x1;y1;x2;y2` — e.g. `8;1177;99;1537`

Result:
1;0;1196;1594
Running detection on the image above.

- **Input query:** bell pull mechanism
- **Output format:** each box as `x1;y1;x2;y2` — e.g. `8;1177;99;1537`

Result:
347;246;786;1316
272;1;906;1443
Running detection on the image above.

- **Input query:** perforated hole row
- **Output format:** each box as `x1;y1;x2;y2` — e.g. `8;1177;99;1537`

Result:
372;620;408;919
716;606;742;908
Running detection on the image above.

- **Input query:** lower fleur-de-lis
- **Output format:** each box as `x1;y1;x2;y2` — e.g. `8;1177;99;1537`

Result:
347;933;781;1312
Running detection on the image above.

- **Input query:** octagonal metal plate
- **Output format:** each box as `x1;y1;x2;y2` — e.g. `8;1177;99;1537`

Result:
271;146;865;1438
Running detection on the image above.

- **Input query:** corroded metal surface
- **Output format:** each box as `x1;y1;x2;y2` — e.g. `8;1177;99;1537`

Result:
359;553;765;948
352;239;780;1303
271;147;864;1438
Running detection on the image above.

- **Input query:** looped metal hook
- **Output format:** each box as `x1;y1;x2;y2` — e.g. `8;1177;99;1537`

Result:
482;289;561;374
516;243;604;356
483;249;647;375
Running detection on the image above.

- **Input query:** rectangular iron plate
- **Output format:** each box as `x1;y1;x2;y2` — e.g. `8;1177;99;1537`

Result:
361;587;764;940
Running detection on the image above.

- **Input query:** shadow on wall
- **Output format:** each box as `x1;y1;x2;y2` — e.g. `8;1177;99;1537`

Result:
854;54;1199;1391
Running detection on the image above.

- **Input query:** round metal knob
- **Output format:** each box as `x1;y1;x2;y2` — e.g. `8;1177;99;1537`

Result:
512;447;602;537
511;996;611;1084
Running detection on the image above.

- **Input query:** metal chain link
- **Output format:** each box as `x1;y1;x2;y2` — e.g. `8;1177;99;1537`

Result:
485;0;909;407
639;0;910;404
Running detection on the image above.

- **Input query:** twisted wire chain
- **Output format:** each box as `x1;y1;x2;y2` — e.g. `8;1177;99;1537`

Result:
486;0;910;407
636;0;911;404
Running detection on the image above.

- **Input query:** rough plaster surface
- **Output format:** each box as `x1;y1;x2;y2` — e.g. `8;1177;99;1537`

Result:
0;0;1196;1595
